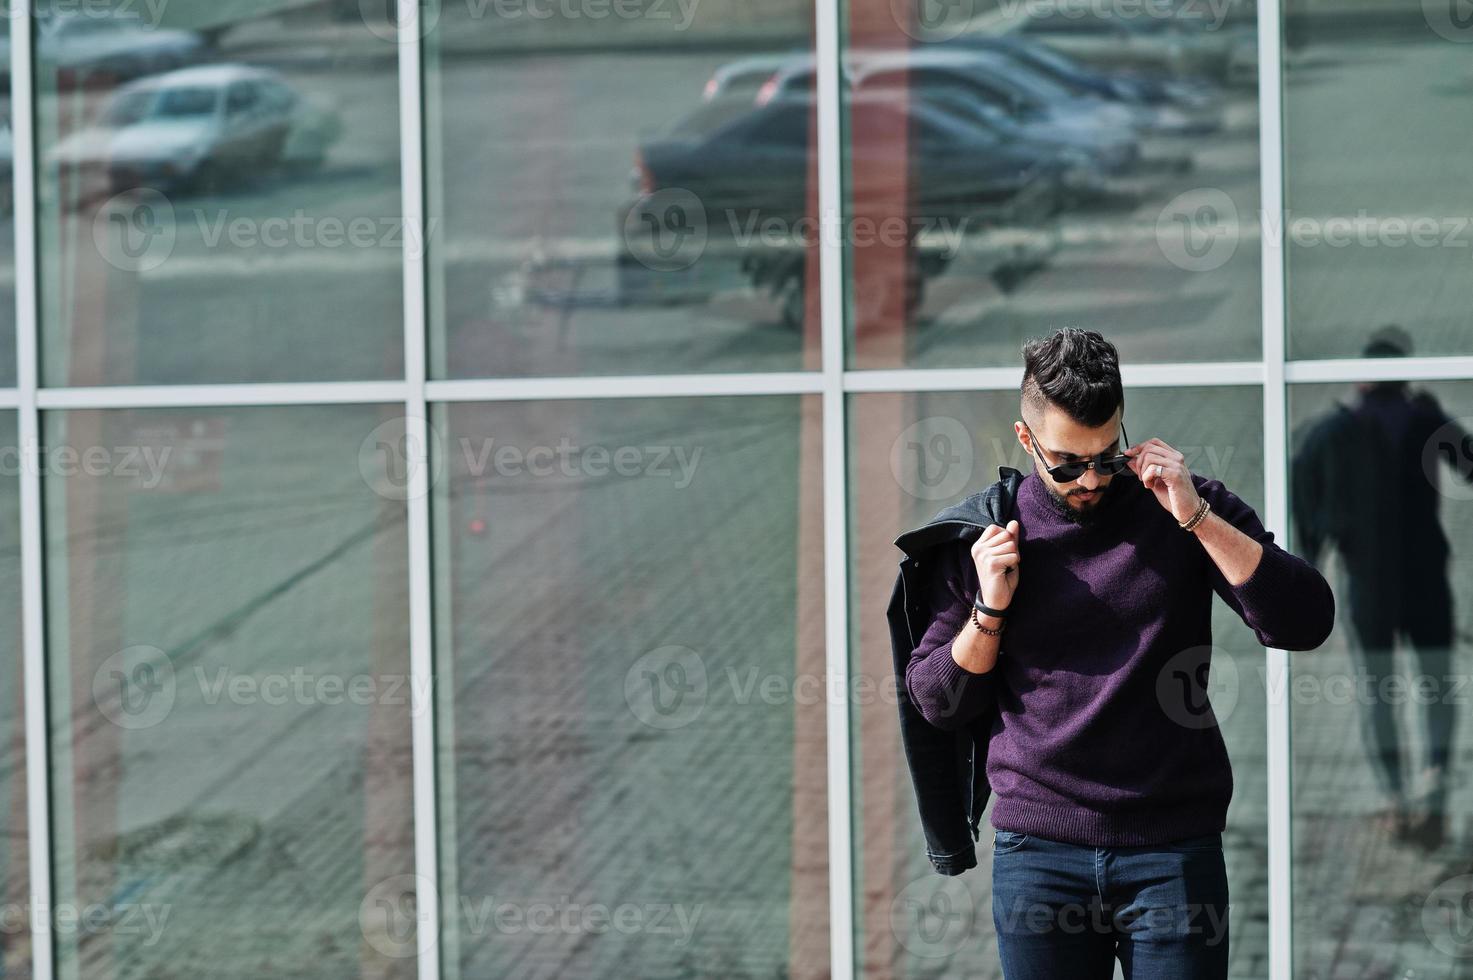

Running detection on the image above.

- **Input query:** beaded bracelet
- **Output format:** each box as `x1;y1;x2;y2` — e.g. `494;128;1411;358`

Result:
1180;497;1211;532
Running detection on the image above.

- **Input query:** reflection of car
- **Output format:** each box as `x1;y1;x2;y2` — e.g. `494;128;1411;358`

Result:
625;94;1070;325
45;65;344;200
941;35;1224;137
635;93;1069;224
1006;7;1237;80
846;50;1144;177
0;12;210;90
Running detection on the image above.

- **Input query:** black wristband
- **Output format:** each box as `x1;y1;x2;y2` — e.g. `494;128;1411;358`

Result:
974;591;1009;619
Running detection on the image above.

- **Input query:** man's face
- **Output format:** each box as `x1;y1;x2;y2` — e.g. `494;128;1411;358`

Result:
1016;404;1126;522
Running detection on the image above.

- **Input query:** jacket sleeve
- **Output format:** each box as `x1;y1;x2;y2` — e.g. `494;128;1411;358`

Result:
904;546;997;731
1196;476;1336;652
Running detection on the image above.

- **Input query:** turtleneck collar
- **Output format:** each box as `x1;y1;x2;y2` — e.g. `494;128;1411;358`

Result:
1019;465;1138;531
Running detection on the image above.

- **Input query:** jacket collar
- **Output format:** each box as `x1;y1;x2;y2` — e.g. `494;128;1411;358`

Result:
892;465;1026;560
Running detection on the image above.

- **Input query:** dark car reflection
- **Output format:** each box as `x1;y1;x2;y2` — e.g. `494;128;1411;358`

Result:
44;64;343;205
626;91;1073;327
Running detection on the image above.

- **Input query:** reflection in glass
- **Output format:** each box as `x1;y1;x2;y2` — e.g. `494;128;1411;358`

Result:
34;2;402;385
849;386;1266;977
1289;353;1473;973
0;416;27;979
424;0;819;378
845;0;1260;368
44;406;414;979
431;396;827;977
1286;13;1473;358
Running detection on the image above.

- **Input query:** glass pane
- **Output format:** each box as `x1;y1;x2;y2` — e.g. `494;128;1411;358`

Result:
34;3;404;385
423;0;820;378
432;396;827;976
1285;20;1473;358
1289;378;1473;972
44;405;415;979
844;2;1260;368
851;386;1267;976
0;415;27;979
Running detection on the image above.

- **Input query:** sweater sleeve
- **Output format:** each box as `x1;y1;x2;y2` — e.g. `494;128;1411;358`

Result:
1196;476;1337;652
903;546;998;731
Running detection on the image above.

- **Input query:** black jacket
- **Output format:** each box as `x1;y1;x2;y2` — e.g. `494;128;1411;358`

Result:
886;464;1024;876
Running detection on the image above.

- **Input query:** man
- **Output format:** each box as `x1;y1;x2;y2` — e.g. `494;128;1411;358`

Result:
1291;324;1471;851
903;327;1335;978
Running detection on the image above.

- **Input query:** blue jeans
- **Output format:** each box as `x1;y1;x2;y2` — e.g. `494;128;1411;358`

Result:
990;828;1230;979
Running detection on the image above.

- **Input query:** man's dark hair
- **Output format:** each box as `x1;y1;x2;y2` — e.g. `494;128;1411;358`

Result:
1021;328;1124;428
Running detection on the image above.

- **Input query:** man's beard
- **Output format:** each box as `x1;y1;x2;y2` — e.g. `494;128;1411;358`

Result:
1039;474;1121;525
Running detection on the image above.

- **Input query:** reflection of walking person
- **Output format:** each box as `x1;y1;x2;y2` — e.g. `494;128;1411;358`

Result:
1290;325;1473;851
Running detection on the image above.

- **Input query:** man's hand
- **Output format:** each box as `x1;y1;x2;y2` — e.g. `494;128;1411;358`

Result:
1125;438;1201;524
971;519;1021;611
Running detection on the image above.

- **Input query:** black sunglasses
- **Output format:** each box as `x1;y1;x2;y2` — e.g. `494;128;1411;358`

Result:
1025;421;1131;482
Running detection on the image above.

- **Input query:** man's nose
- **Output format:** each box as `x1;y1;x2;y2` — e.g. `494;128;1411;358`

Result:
1077;467;1102;490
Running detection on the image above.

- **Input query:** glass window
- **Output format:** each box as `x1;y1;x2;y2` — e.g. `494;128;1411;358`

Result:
0;416;26;978
34;2;404;386
431;395;827;977
853;1;1260;368
850;386;1267;975
1288;378;1473;972
44;405;416;979
423;2;821;376
1284;16;1473;358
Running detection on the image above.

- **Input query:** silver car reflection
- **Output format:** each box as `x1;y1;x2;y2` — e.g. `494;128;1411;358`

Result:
45;64;343;204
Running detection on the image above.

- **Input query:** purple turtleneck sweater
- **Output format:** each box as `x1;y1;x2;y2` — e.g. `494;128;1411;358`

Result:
904;468;1335;847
